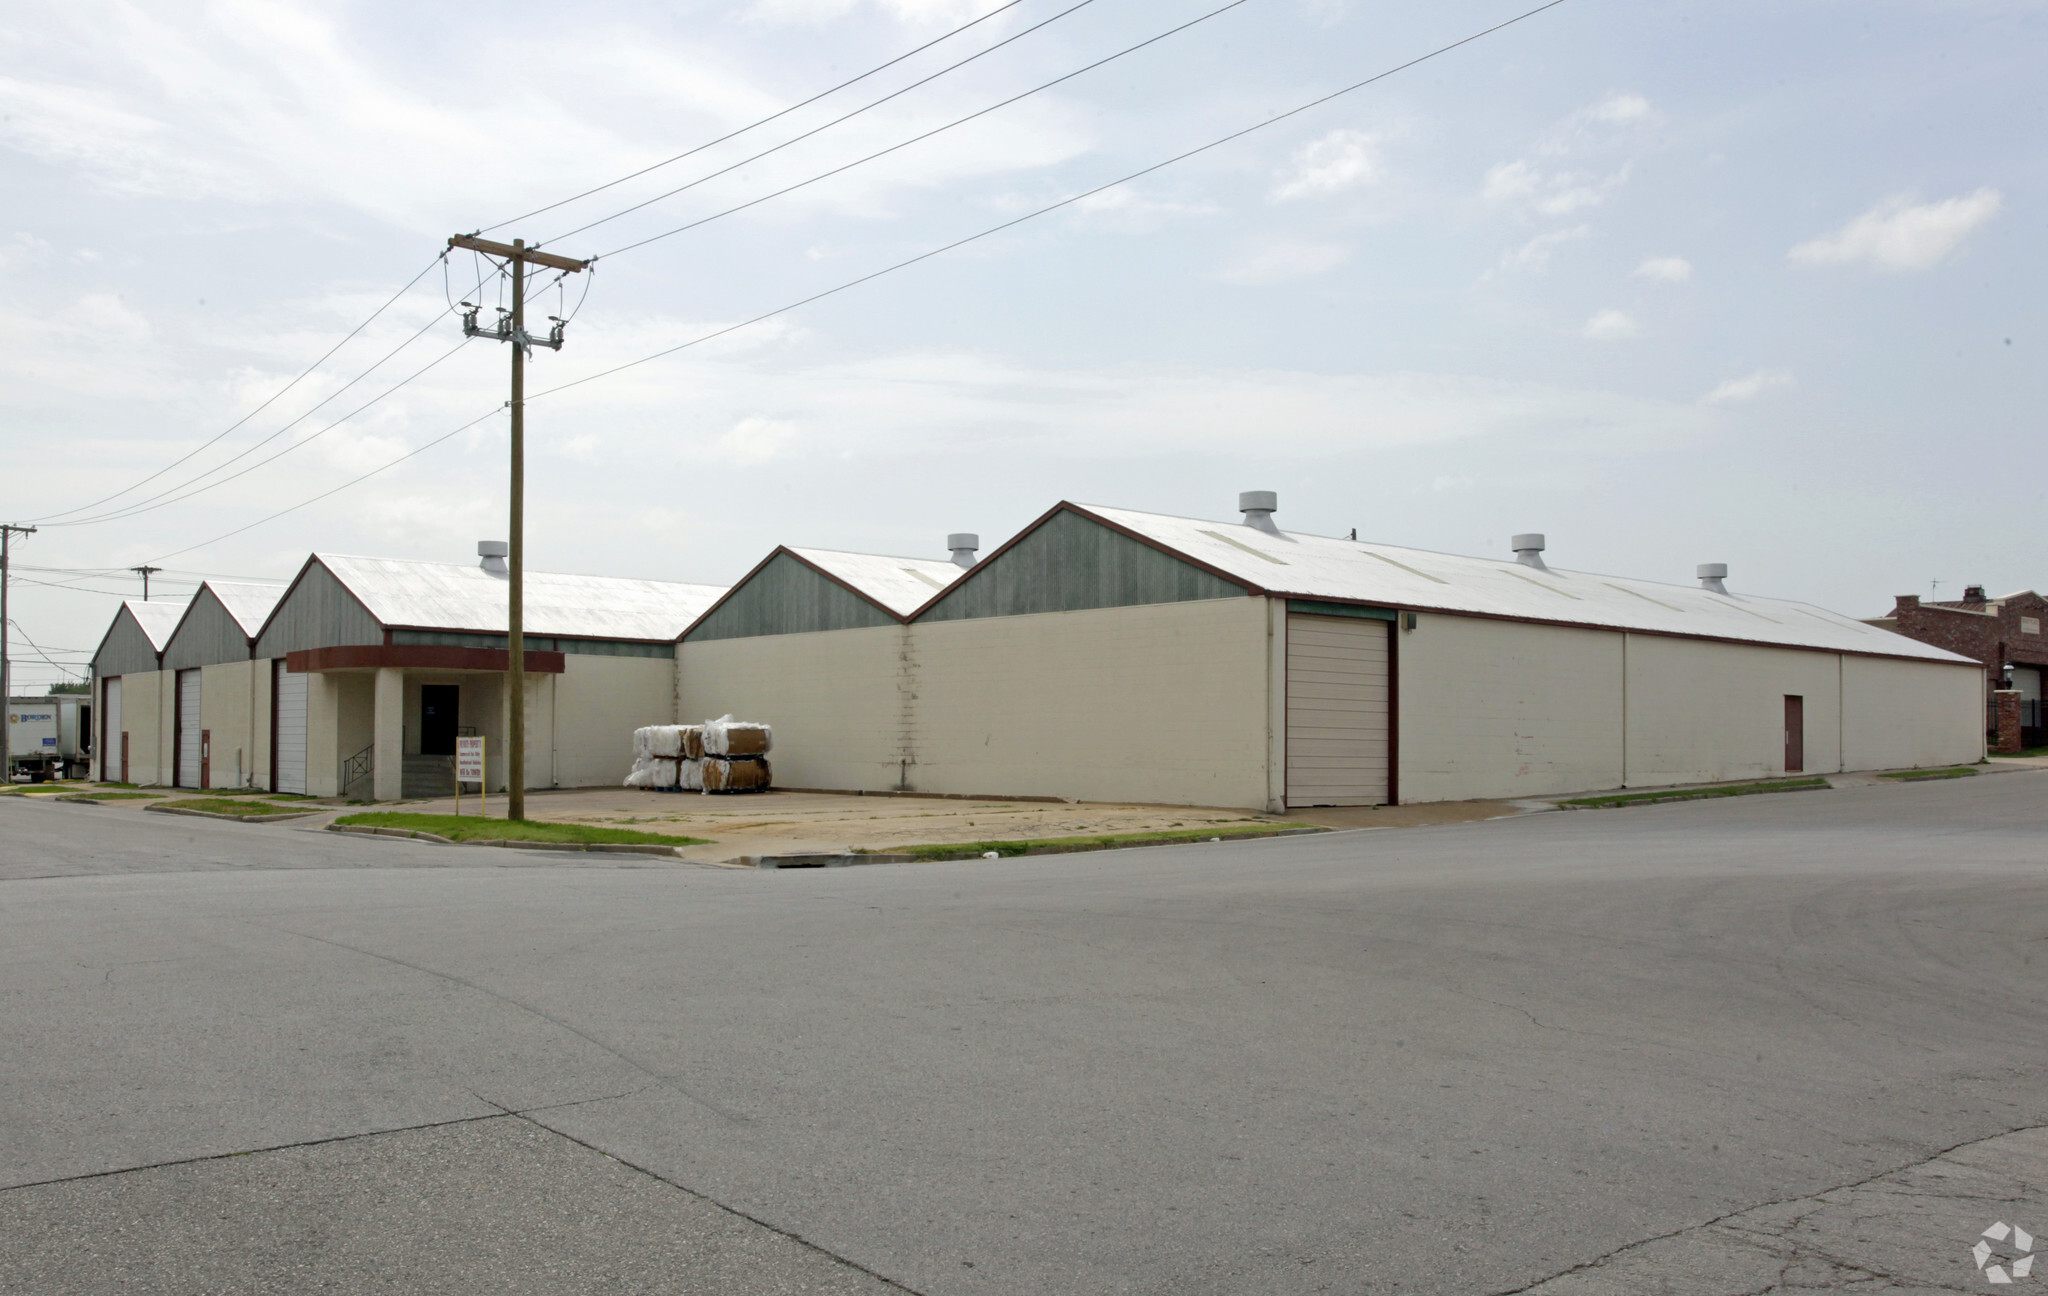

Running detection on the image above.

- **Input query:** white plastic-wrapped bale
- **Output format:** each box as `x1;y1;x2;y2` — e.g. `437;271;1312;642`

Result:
678;757;704;791
625;757;680;788
702;715;772;757
632;727;657;762
647;725;685;758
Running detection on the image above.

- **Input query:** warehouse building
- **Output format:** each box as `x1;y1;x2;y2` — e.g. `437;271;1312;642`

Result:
678;496;1984;810
91;548;722;797
87;598;189;785
249;549;721;798
679;543;969;792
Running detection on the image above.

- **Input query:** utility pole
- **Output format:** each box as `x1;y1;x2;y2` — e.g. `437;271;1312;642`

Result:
129;565;162;601
1;523;38;782
446;234;591;822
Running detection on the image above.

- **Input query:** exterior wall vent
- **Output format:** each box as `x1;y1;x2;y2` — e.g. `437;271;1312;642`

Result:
1239;491;1281;535
1697;563;1728;594
1511;533;1548;571
478;540;510;577
947;533;980;569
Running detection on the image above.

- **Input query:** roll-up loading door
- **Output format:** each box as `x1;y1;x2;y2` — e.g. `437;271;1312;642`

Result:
176;669;203;789
1285;613;1390;807
274;662;308;795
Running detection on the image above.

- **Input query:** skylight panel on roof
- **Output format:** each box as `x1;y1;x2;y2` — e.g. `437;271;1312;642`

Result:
1197;529;1288;565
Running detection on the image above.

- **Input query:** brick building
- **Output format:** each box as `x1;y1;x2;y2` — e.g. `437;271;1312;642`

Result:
1869;586;2048;746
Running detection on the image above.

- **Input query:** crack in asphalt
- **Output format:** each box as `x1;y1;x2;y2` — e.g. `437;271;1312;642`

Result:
250;922;756;1127
1484;1122;2048;1295
483;1098;930;1295
0;1087;647;1196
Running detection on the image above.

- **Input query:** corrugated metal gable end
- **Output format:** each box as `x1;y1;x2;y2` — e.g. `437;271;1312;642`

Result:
918;506;1250;623
1071;504;1975;664
685;550;900;643
161;586;259;670
91;601;185;678
254;560;384;660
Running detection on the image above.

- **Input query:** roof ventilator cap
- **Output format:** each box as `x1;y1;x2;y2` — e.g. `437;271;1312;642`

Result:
478;540;510;578
1511;533;1548;571
1697;563;1728;594
1239;491;1281;536
947;533;980;569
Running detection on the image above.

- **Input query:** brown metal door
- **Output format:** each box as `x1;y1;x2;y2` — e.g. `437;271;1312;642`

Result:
120;732;129;784
200;729;211;790
1784;695;1804;773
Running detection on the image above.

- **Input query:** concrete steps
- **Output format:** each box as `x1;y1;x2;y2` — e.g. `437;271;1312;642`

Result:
402;754;455;799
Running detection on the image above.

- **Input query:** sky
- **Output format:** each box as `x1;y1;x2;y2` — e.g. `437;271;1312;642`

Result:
1;0;2042;688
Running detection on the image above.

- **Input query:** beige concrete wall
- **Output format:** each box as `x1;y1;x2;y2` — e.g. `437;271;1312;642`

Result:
198;660;257;788
1398;615;1625;803
1842;656;1984;771
121;671;165;786
332;674;374;797
306;672;341;797
552;655;675;788
679;625;906;792
1623;637;1842;786
912;598;1271;809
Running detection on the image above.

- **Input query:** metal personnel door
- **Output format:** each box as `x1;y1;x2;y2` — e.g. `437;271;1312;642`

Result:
176;669;203;789
1784;694;1805;774
1286;613;1391;806
420;684;459;755
274;663;308;795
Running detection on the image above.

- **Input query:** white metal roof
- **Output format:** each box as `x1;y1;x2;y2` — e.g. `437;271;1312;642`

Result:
124;600;188;651
790;547;964;616
205;581;286;636
1075;504;1976;665
316;554;727;642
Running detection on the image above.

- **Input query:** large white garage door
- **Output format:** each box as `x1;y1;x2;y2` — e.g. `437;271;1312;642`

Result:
274;663;308;795
176;669;203;789
1286;613;1390;807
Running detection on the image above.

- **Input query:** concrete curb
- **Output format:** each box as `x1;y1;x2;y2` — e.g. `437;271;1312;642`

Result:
324;822;687;858
146;804;322;824
750;826;1330;869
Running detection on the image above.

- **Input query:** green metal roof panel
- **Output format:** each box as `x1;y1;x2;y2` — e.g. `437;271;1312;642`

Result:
918;507;1248;622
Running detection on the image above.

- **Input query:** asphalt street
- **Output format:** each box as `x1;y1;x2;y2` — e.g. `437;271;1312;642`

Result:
3;775;2045;1294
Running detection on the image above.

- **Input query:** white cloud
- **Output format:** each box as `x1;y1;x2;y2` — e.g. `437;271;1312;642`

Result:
1789;189;2003;271
1634;256;1693;283
712;415;801;464
1217;241;1351;285
1702;369;1794;404
1482;159;1628;216
1581;310;1639;340
1070;186;1217;231
1272;129;1381;202
1501;225;1590;272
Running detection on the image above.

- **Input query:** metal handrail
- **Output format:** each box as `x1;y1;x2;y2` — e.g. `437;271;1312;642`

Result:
342;744;373;796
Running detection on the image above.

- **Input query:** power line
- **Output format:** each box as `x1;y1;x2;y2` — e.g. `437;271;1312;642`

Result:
44;261;502;530
592;0;1255;260
26;257;445;524
146;406;509;564
539;0;1101;249
542;0;1569;396
45;338;476;530
133;0;1566;563
477;0;1036;235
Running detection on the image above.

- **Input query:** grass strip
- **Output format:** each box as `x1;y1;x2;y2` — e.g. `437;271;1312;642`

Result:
1875;767;1978;781
333;812;709;846
879;822;1321;862
1560;777;1829;809
156;797;312;817
57;791;165;801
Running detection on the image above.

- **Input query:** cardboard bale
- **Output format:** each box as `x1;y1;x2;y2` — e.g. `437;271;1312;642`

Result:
702;715;773;756
702;755;771;793
681;726;705;760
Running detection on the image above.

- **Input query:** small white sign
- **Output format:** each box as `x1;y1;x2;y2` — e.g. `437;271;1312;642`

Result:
456;736;485;783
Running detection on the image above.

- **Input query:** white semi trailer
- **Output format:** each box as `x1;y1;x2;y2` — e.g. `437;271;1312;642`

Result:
7;694;90;782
